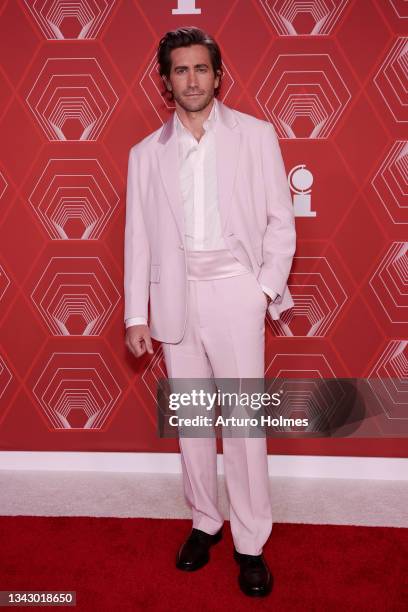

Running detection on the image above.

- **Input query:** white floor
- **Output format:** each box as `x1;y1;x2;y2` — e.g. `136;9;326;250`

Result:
0;471;407;528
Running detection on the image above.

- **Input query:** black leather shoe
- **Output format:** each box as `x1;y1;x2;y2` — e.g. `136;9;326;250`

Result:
176;527;223;571
233;547;273;596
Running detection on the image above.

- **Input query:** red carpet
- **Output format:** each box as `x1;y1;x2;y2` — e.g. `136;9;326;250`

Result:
0;517;407;611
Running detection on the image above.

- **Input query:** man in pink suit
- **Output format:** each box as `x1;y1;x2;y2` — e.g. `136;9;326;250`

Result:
124;27;296;597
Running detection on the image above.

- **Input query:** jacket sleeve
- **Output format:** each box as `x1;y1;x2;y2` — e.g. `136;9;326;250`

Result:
257;122;296;301
123;146;151;324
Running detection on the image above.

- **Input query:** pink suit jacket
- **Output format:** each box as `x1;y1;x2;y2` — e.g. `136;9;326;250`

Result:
124;100;296;343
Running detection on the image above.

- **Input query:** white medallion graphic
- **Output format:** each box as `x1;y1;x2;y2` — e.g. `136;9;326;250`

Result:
289;164;317;217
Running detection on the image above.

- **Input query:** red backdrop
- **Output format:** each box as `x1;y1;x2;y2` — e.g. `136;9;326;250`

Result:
0;0;406;457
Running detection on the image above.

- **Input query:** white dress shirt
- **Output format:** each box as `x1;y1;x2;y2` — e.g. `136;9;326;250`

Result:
176;97;226;250
125;99;278;328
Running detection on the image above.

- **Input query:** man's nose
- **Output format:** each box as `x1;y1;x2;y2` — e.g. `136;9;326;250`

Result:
187;69;198;87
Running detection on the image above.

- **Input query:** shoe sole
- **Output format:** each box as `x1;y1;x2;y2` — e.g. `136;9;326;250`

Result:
238;576;272;597
175;555;209;571
175;528;223;571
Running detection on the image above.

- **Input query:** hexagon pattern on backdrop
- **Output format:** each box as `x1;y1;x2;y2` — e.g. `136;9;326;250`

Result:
0;0;406;453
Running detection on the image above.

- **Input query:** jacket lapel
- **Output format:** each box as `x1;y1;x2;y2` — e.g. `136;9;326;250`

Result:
215;101;240;233
157;114;185;242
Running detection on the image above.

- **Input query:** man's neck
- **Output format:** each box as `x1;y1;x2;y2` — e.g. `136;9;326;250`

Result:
175;98;215;142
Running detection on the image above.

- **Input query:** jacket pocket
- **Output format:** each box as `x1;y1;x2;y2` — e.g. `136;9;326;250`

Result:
150;264;160;283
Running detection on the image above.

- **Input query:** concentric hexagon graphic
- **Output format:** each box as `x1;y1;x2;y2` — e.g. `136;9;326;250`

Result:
140;54;235;123
0;264;11;303
0;353;13;403
32;352;121;429
269;256;348;337
373;37;408;123
259;0;349;35
0;171;7;201
368;340;407;423
389;1;408;18
256;54;352;138
371;141;408;225
267;378;347;433
28;158;120;239
265;351;336;377
264;353;345;431
26;58;119;140
369;242;408;324
31;257;121;335
24;0;114;39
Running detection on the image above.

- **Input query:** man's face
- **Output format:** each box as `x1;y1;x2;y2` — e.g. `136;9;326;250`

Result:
163;44;220;113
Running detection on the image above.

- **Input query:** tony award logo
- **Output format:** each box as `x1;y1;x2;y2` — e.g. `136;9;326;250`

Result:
289;165;316;217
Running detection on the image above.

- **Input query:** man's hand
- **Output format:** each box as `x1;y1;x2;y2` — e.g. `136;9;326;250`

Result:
125;324;153;358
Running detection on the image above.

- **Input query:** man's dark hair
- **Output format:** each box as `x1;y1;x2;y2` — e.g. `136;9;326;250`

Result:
157;26;223;100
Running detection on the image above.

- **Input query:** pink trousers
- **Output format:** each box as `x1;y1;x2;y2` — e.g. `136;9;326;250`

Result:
161;249;273;555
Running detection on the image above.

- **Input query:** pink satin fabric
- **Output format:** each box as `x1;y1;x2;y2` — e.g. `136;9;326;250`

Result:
186;248;249;280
